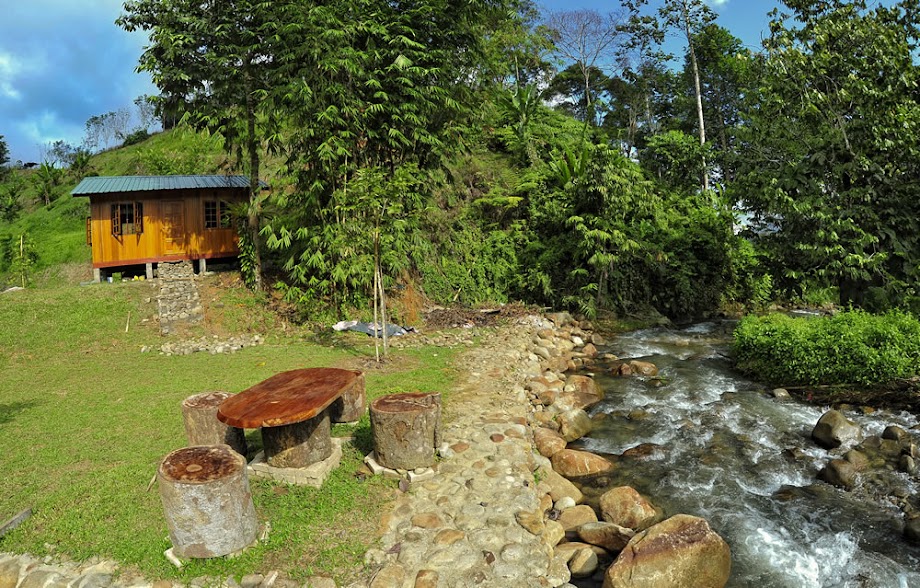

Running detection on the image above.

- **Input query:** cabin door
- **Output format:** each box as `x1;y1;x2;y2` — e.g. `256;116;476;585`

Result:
162;201;186;255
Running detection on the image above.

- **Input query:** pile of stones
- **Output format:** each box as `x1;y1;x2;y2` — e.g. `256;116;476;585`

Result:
143;334;265;356
388;330;479;349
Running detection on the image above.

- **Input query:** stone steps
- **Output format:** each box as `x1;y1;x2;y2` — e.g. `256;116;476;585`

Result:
156;262;204;335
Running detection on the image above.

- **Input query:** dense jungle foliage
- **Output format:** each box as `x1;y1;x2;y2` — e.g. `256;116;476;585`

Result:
734;311;920;387
4;0;920;324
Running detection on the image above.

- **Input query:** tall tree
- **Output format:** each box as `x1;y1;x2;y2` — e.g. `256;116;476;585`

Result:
624;0;717;190
734;0;920;305
0;135;9;180
544;9;626;128
682;24;754;183
262;0;516;309
118;0;281;289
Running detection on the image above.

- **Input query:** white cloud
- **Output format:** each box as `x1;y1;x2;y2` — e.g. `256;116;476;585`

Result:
0;52;24;100
706;0;731;6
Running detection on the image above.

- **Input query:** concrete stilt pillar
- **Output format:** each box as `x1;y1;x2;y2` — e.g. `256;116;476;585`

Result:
199;258;207;274
93;268;102;283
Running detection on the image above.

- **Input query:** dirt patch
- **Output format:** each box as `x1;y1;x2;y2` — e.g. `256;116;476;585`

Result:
422;302;537;329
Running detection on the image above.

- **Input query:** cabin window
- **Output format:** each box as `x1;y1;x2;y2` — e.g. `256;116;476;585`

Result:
111;202;143;236
204;200;232;229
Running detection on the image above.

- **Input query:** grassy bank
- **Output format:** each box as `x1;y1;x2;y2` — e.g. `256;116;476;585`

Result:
0;276;459;583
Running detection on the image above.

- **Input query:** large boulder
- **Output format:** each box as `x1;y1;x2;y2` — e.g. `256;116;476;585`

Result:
558;504;599;532
812;410;862;449
557;408;594;442
556;375;605;411
555;542;602;578
537;466;584;503
534;427;567;458
818;459;858;490
578;521;636;552
551;449;615;478
603;515;731;588
629;361;659;377
614;360;659;377
599;486;661;531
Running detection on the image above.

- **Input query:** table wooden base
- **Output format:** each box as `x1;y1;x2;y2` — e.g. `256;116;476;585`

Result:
262;410;332;468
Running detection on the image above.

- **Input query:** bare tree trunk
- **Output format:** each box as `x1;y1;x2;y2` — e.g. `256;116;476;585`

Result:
683;0;709;192
244;61;263;290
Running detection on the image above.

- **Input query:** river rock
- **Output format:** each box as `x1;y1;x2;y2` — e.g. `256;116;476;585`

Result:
812;410;862;449
551;449;615;478
543;520;566;547
578;521;635;552
629;361;659;377
534;427;567;458
899;455;918;475
818;459;858;490
603;515;731;588
538;466;584;503
771;388;790;399
844;449;871;471
556;375;604;411
905;516;920;544
557;409;594;442
599;486;660;531
882;425;911;445
553;543;600;578
558;505;599;532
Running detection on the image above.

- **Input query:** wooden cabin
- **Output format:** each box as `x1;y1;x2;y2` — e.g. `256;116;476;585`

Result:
72;175;265;281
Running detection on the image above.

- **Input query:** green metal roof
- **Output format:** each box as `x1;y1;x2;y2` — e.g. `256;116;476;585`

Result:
71;175;267;196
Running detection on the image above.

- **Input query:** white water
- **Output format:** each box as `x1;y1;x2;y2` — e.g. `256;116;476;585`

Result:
579;323;920;587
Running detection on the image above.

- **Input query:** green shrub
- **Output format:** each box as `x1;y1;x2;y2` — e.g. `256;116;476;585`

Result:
733;310;920;386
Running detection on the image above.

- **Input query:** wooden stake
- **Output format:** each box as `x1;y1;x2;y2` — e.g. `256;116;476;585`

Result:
373;230;380;363
19;235;25;288
379;263;389;356
125;312;131;333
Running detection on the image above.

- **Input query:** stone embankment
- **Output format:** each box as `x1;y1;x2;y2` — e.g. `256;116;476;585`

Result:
364;312;731;588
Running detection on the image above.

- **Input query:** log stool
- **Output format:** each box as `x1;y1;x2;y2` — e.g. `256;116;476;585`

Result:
370;392;441;470
157;444;259;558
329;371;366;423
181;392;248;456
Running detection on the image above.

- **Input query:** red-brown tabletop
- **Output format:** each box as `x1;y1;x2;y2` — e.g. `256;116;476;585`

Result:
217;368;359;429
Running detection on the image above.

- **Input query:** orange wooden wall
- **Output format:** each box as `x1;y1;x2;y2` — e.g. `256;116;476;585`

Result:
86;188;247;268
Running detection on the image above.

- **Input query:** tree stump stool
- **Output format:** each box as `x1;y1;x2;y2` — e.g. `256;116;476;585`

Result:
157;444;259;558
329;371;366;423
370;392;441;470
181;392;248;456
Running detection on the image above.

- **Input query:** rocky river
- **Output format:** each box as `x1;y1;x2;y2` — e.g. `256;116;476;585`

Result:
575;322;920;587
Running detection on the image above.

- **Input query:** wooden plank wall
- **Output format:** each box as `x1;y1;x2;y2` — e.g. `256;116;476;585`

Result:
88;188;246;268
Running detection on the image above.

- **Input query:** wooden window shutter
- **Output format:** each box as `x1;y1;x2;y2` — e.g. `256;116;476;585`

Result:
86;216;92;245
135;202;144;233
111;204;121;236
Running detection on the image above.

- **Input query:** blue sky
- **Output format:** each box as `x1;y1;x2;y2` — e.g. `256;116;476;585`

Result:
0;0;782;164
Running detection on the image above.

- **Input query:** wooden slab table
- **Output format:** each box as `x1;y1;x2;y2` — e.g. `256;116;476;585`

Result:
217;368;361;468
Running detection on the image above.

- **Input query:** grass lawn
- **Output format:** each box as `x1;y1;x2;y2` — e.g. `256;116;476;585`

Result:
0;275;460;584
